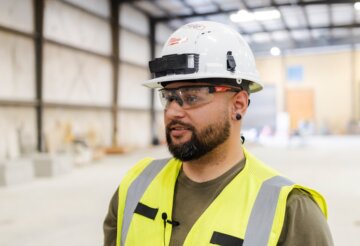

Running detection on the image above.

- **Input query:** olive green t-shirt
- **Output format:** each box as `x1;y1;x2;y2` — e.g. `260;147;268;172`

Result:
170;159;246;245
103;159;333;246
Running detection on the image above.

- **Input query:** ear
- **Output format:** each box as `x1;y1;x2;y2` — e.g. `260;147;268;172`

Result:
231;90;249;119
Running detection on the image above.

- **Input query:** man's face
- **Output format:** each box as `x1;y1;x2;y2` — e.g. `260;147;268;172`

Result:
163;82;232;161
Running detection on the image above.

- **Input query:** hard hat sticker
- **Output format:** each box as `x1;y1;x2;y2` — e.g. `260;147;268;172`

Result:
168;37;188;46
186;23;206;30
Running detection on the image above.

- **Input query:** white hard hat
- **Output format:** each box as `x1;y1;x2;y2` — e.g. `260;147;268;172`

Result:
144;21;262;93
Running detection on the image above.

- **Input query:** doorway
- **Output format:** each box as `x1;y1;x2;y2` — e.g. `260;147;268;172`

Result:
286;88;315;132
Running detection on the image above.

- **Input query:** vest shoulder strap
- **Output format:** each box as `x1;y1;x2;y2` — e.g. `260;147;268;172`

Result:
243;175;294;246
121;158;170;246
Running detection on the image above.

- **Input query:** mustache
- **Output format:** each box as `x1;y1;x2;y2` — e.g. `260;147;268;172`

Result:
166;120;195;131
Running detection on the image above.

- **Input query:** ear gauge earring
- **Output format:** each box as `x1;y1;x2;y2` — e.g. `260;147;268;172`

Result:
235;113;242;121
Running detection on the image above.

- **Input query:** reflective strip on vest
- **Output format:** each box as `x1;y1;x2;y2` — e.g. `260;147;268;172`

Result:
121;158;170;246
243;176;294;246
121;159;294;246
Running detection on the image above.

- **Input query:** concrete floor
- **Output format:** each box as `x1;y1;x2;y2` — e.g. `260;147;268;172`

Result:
0;136;359;245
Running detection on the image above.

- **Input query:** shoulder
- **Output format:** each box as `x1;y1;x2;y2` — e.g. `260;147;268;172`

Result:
286;188;327;218
278;188;334;246
287;188;318;207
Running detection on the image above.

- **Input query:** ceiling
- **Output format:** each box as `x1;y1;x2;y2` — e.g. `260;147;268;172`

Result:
126;0;360;55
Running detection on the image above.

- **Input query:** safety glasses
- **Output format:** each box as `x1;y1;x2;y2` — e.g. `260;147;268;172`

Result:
158;85;241;109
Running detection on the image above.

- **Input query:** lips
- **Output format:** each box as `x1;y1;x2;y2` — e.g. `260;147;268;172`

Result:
167;122;193;138
170;125;190;131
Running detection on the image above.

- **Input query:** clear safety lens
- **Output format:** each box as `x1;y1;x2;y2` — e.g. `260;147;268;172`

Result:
159;86;215;109
158;86;240;109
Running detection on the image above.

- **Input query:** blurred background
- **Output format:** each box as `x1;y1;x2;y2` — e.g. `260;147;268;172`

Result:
0;0;359;245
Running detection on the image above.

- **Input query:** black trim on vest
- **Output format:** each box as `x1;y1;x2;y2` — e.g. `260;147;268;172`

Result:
134;202;158;220
210;231;244;246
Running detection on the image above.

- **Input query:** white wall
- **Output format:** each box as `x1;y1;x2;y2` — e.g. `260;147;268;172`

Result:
0;32;35;100
0;108;36;160
44;0;111;55
120;29;150;67
43;44;112;105
0;0;171;152
115;6;177;147
0;0;33;33
117;4;163;147
118;63;150;109
118;110;151;148
44;109;112;147
63;0;110;18
156;23;173;44
0;0;36;158
120;3;149;36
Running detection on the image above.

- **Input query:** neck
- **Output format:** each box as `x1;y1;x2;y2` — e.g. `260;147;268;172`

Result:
182;137;244;183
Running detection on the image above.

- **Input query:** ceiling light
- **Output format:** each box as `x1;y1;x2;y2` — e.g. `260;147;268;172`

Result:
270;47;281;56
230;8;281;23
355;2;360;10
230;10;254;22
254;9;281;21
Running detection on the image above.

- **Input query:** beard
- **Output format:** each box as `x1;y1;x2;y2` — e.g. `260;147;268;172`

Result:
166;115;231;162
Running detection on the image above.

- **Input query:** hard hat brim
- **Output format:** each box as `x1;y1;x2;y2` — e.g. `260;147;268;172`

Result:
143;72;263;93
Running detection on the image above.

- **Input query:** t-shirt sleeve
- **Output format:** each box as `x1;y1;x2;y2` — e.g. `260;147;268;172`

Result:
278;189;334;246
103;189;119;246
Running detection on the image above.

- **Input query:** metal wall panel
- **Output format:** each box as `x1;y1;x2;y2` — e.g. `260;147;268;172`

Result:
0;108;36;159
156;23;173;44
118;110;151;147
63;0;110;18
118;63;150;109
154;88;163;110
156;111;165;143
356;50;360;120
0;32;35;100
44;0;111;55
120;29;150;67
44;108;112;147
43;43;112;105
120;4;149;36
0;0;33;33
155;44;163;58
243;85;277;131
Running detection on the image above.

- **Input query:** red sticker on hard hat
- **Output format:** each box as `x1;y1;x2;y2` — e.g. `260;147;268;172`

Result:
168;37;188;46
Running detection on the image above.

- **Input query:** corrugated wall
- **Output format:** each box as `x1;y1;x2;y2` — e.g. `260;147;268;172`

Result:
0;0;174;160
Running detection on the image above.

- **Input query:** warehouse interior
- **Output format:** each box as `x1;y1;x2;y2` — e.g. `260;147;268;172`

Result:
0;0;360;245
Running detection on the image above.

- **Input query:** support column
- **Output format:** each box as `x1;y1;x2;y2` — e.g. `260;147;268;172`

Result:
350;41;359;121
110;0;120;147
149;18;159;145
34;0;45;152
280;53;287;113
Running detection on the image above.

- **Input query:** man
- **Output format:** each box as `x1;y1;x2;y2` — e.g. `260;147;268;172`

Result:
104;21;333;246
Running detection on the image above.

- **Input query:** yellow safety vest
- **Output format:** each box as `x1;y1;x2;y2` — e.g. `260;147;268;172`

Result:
116;148;327;246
